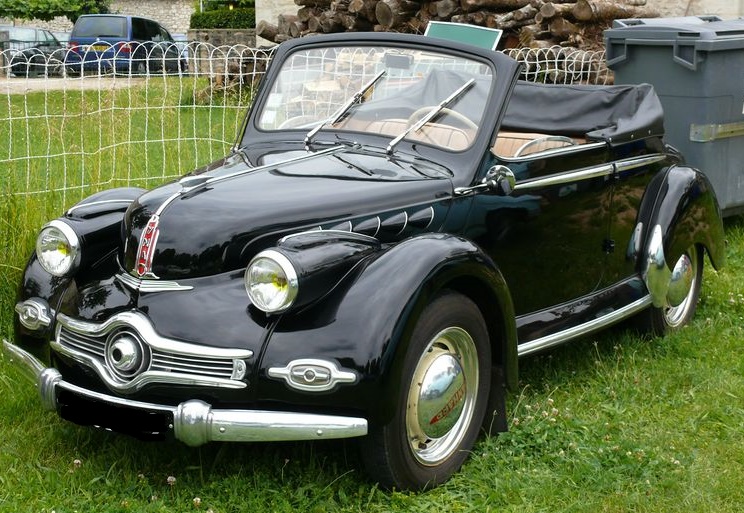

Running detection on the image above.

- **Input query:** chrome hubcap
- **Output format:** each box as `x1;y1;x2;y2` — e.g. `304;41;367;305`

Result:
406;327;478;466
664;248;698;327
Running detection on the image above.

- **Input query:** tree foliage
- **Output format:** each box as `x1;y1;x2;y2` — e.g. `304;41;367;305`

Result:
0;0;110;22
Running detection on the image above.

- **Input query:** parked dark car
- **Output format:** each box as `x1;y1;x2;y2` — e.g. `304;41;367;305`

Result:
4;32;725;490
1;25;65;77
64;14;182;75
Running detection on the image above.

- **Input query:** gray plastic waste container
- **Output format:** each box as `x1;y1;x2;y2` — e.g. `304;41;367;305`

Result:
605;16;744;215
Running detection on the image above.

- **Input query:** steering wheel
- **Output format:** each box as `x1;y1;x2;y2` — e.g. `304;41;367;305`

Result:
407;106;478;131
513;135;577;157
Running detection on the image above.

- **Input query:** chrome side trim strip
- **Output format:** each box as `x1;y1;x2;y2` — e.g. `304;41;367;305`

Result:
614;154;667;172
499;141;606;161
515;163;613;191
116;273;193;293
513;153;666;192
279;228;379;244
2;339;368;445
517;295;653;357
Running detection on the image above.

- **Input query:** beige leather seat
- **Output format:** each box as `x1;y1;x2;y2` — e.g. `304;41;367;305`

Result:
493;132;584;158
366;119;473;151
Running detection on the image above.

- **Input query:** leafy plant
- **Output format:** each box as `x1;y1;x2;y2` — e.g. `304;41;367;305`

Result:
0;0;110;22
190;7;256;29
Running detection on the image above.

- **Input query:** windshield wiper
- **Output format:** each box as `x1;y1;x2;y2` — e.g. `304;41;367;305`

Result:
305;69;386;149
386;78;476;156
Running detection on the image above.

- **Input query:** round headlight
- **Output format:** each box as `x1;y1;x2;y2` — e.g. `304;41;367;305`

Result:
245;250;298;313
36;220;80;277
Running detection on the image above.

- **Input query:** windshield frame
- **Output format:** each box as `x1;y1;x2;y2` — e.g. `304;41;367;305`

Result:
247;35;498;154
238;32;522;188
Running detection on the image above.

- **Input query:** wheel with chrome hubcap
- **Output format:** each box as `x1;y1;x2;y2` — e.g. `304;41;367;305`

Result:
639;244;703;335
361;291;491;490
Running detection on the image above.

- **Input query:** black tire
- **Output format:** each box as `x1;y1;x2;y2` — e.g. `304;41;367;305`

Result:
360;291;492;490
637;244;703;336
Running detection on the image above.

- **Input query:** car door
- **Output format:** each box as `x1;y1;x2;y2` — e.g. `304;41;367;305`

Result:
464;142;613;317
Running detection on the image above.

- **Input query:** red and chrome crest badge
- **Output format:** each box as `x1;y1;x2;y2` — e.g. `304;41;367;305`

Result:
134;215;160;278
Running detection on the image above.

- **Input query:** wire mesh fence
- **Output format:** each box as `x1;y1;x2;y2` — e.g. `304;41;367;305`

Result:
0;41;608;204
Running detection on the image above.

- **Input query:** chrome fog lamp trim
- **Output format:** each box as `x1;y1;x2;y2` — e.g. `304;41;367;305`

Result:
245;249;299;313
15;299;53;331
268;358;358;392
36;219;81;277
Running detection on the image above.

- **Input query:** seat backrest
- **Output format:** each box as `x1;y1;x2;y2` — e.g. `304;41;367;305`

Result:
366;119;472;150
493;132;585;158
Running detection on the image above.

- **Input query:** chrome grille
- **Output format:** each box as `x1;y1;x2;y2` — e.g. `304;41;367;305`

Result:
59;328;105;358
150;352;234;379
52;311;252;393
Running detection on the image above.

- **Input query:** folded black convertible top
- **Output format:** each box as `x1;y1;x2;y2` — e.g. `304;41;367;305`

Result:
501;80;665;144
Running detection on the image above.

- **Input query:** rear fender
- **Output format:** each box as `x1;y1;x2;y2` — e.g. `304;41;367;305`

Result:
634;165;724;306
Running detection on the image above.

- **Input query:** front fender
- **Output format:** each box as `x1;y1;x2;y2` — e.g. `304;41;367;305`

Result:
14;187;146;364
261;233;517;424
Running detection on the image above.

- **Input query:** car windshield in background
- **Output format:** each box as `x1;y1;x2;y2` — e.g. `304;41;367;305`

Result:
72;16;127;38
257;44;492;149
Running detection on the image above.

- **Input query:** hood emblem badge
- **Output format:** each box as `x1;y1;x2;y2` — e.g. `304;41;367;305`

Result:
134;215;160;278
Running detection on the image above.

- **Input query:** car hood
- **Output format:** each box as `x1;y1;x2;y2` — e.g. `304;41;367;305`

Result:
121;147;454;279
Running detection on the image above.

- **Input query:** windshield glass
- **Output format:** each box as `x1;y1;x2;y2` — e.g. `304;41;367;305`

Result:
257;45;493;151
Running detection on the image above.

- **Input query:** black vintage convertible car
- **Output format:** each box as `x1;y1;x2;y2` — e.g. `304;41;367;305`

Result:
4;32;725;490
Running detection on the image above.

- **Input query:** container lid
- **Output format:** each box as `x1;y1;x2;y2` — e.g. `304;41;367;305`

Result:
605;16;744;70
606;16;744;44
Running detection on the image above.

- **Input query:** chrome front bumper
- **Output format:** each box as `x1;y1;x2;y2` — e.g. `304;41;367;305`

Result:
2;339;368;446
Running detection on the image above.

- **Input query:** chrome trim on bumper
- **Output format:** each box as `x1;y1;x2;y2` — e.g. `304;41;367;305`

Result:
2;339;368;445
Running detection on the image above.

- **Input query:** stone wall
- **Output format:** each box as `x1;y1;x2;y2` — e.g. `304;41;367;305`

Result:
187;29;256;48
649;0;744;18
0;0;194;35
109;0;194;34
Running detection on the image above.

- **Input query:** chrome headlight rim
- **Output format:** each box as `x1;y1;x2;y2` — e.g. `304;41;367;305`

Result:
245;249;299;313
35;219;81;277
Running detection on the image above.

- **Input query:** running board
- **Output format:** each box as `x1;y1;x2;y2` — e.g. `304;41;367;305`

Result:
517;295;653;357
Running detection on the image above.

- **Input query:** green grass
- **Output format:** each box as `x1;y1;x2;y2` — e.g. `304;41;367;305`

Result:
2;87;744;512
